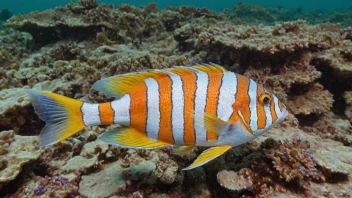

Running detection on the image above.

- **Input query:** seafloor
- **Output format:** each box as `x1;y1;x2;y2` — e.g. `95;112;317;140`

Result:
0;0;351;197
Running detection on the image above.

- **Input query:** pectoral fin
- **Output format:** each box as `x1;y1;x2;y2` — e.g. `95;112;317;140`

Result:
100;127;170;149
182;145;232;170
202;113;228;135
192;111;228;137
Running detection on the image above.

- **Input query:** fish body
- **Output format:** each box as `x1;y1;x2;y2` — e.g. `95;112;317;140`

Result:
28;64;288;170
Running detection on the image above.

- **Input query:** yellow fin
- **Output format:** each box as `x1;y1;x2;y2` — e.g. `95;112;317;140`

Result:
92;64;227;98
182;145;232;170
203;113;228;136
191;111;228;137
92;70;164;97
27;90;86;147
191;64;228;73
100;127;171;149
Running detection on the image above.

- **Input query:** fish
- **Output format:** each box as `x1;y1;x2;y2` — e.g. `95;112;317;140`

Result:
27;64;288;170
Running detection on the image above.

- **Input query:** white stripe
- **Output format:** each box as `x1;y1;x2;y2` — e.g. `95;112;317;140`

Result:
264;104;272;129
145;78;160;140
165;72;185;145
192;69;209;144
111;94;130;125
217;72;237;121
81;103;101;126
273;96;281;118
248;79;258;132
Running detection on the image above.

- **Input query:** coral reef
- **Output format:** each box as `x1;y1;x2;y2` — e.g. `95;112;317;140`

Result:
0;49;19;70
0;130;42;190
0;1;351;197
230;3;352;28
0;89;33;132
217;169;253;192
344;91;352;122
4;1;224;46
302;111;352;146
0;28;33;58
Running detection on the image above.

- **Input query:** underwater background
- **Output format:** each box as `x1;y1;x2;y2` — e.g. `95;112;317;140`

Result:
0;0;352;197
1;0;352;13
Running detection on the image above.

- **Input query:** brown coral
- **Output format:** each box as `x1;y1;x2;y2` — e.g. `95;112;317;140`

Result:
344;91;352;122
217;169;253;191
0;131;42;190
285;83;333;116
0;49;19;70
217;137;327;196
314;44;352;78
262;138;325;183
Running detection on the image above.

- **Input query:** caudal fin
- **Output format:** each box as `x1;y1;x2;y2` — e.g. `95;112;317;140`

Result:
27;90;86;147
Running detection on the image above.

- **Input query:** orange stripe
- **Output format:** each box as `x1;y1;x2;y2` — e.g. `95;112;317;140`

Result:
179;70;197;145
270;99;278;123
130;84;147;135
233;74;251;124
99;102;114;125
256;86;266;129
156;74;174;144
205;71;223;140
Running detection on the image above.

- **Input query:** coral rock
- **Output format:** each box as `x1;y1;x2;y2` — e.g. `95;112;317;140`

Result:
344;91;352;122
285;83;333;115
314;44;352;78
5;2;117;45
262;138;325;182
264;127;352;176
305;111;352;146
217;169;253;191
79;160;156;198
155;159;179;184
0;49;19;70
0;88;32;132
63;155;99;172
314;143;352;176
80;139;109;158
9;175;78;197
0;131;42;190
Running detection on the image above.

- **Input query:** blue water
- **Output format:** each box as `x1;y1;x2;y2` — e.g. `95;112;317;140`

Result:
1;0;352;14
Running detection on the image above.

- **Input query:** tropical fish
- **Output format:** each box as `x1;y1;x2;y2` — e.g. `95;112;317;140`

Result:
27;64;288;170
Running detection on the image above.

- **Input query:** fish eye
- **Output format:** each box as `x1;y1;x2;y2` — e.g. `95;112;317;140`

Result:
258;92;271;105
263;96;270;104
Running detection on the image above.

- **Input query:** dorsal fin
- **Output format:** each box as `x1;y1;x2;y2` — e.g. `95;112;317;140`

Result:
92;64;228;97
191;64;228;73
91;70;163;97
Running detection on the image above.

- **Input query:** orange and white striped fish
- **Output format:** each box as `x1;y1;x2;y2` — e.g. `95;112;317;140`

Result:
27;64;288;170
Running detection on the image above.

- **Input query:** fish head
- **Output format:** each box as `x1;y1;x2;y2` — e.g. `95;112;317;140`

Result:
238;83;288;136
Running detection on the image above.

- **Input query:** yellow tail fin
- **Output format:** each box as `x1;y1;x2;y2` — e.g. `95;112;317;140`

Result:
27;90;86;147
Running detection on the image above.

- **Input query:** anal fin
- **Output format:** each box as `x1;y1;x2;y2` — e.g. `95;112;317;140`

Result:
100;127;170;149
182;145;232;170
